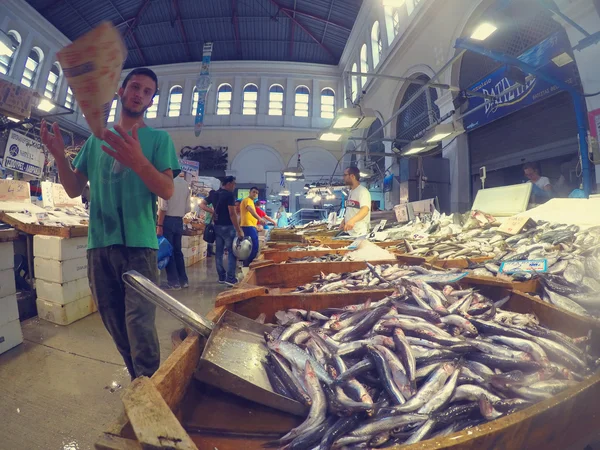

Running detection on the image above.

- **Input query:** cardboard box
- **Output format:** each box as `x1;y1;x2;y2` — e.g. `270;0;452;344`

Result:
0;294;18;327
34;235;88;261
182;245;200;258
34;257;88;284
0;268;16;299
36;277;91;305
0;241;14;271
0;319;23;355
36;295;96;326
0;79;35;120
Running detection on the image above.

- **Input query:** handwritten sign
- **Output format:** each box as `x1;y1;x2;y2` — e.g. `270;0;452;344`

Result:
0;80;35;120
41;181;82;207
394;204;409;223
57;22;127;137
498;216;534;235
0;179;31;203
500;259;547;274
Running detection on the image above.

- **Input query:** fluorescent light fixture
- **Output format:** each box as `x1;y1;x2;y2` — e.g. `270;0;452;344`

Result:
279;189;290;196
382;0;405;6
423;123;464;143
6;116;20;122
295;192;302;196
303;184;310;190
283;166;303;177
318;131;343;142
37;99;56;112
360;168;374;178
331;107;377;130
471;22;497;41
286;177;297;182
401;141;437;156
313;195;322;203
552;52;574;67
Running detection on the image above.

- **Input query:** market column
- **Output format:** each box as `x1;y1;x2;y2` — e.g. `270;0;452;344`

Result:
383;140;399;209
436;91;470;212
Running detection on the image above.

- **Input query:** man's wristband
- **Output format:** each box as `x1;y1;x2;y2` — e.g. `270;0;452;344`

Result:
157;225;163;228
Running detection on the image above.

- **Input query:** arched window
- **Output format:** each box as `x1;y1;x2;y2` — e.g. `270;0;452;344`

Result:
242;84;258;115
144;94;159;118
21;48;43;88
351;63;358;103
360;44;369;88
107;94;118;123
294;86;310;117
216;84;232;115
371;22;382;68
320;88;335;119
268;85;284;116
191;87;199;114
44;63;61;99
0;30;20;75
65;87;74;109
384;7;401;44
167;85;183;117
396;74;440;145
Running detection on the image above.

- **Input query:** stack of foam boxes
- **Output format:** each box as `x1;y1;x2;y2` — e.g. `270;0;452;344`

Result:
0;241;22;355
34;235;96;325
182;235;208;267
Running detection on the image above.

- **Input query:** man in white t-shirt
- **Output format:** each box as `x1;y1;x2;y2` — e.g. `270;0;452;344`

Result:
340;166;371;236
523;162;552;202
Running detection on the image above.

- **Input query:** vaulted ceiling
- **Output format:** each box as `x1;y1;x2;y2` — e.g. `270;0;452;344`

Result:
26;0;363;68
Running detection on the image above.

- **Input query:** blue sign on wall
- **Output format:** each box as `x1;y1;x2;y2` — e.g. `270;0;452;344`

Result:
464;31;578;132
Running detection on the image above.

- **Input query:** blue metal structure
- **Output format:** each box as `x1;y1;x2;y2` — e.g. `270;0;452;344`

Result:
455;37;592;197
25;0;362;67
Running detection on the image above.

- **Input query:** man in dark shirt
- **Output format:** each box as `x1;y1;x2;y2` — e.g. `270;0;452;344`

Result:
213;176;244;285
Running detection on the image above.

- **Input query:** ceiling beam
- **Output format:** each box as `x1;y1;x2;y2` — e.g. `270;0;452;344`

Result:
232;0;243;59
280;6;351;32
121;0;152;66
40;0;65;15
320;0;335;44
104;0;146;67
172;0;192;61
131;39;338;51
267;0;337;62
289;21;295;59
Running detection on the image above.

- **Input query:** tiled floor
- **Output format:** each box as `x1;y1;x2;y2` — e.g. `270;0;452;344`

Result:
0;257;225;450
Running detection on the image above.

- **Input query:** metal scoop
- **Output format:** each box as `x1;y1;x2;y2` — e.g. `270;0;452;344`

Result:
122;270;305;416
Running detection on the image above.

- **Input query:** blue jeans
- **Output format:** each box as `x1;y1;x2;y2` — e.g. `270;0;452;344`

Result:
163;216;187;286
242;226;259;268
215;225;237;282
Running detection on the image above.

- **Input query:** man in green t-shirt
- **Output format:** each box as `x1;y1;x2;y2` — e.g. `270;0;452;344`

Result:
40;68;180;379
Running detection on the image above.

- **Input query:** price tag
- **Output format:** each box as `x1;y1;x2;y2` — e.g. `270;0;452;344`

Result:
499;259;547;274
348;236;365;250
372;219;387;233
394;204;409;223
0;179;30;203
498;216;533;235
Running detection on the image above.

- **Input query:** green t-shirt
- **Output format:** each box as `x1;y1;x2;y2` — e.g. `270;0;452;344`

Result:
73;127;180;250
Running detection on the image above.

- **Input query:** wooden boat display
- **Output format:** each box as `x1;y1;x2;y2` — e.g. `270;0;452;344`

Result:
96;285;600;450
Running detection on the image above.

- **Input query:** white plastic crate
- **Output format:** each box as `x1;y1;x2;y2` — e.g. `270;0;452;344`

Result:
0;319;23;355
0;268;16;299
34;256;88;284
36;277;91;305
0;241;14;271
33;235;88;261
0;294;19;327
36;295;96;326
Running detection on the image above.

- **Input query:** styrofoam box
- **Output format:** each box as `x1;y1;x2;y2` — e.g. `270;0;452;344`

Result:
182;246;200;258
0;294;18;327
0;241;14;271
184;256;194;267
36;277;91;305
182;235;201;248
37;295;96;326
0;319;23;355
33;235;88;261
34;256;88;284
0;268;16;299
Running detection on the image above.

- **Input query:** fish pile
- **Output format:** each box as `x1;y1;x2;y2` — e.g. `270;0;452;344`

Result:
293;263;456;293
263;282;597;449
288;246;339;252
285;254;347;264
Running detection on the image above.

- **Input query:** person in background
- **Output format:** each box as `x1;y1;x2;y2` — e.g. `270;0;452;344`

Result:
340;166;371;237
235;199;242;222
240;187;265;267
523;162;552;202
213;177;244;286
276;205;289;228
40;67;180;380
255;200;277;226
157;171;191;290
199;189;216;257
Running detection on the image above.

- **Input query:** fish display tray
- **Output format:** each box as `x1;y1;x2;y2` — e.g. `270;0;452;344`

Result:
96;286;600;450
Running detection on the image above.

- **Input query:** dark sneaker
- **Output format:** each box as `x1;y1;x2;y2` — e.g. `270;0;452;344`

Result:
165;284;181;291
182;282;189;289
218;277;226;284
225;278;238;287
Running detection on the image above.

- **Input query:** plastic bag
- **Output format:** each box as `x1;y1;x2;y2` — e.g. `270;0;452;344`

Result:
157;236;173;270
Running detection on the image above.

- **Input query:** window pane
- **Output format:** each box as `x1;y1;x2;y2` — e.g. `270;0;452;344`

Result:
191;90;199;113
107;98;118;122
242;108;256;115
244;92;258;101
295;110;309;117
145;95;159;118
270;92;283;102
25;58;37;71
220;92;232;101
296;103;309;111
217;108;230;115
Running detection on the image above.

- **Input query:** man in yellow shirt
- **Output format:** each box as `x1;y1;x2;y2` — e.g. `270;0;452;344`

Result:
240;187;265;267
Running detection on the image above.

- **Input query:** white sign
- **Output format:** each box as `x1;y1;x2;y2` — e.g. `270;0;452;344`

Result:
3;130;45;178
41;181;82;208
0;179;31;203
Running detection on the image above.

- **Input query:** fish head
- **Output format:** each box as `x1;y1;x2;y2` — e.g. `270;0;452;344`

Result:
394;328;406;338
442;361;457;374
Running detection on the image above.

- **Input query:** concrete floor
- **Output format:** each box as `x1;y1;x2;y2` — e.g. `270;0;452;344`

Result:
0;257;225;450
